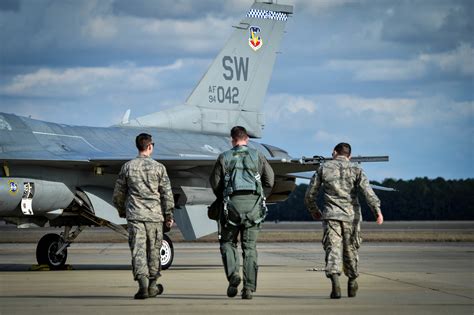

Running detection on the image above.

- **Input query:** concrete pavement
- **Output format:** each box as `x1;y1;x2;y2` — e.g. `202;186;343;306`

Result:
0;242;473;314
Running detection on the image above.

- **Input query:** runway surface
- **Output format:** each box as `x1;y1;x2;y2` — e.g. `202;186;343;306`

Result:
1;242;473;314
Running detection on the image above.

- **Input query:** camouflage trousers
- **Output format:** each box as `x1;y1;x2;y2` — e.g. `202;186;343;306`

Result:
219;222;261;291
127;220;163;281
322;220;361;279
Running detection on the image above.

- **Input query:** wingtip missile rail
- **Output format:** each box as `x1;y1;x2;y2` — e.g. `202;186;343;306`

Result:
287;155;389;165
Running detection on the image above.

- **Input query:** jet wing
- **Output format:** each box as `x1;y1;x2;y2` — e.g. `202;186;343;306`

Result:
2;154;219;174
267;155;389;177
2;154;389;176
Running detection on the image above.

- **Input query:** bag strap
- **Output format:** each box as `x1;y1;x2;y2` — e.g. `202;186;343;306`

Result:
222;149;237;225
246;149;264;198
246;149;267;224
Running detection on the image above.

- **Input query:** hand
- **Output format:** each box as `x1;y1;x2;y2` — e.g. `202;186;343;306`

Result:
376;213;384;225
311;211;322;221
165;218;174;228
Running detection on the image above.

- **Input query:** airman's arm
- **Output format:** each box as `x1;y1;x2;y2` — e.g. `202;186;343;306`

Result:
209;155;224;198
304;168;322;220
158;166;175;221
259;153;275;196
112;165;128;218
358;170;383;223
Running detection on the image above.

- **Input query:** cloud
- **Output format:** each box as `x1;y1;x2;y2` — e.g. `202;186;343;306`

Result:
0;0;19;12
2;60;184;97
141;16;234;53
313;130;345;143
420;43;474;76
324;59;426;81
332;95;417;127
264;93;472;134
0;0;243;67
323;43;474;81
112;0;251;19
380;0;474;50
326;94;473;128
82;16;118;40
287;97;317;114
292;0;357;15
264;94;317;123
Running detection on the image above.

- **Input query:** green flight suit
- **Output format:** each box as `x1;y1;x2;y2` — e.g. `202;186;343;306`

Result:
210;145;274;292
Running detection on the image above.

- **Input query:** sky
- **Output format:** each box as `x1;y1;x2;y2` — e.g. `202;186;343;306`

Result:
0;0;473;181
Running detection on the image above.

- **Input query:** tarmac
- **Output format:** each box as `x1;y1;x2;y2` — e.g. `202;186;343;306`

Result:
0;241;473;315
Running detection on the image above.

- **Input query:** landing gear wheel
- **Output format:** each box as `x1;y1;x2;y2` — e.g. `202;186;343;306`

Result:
157;283;164;295
160;234;174;270
36;233;67;269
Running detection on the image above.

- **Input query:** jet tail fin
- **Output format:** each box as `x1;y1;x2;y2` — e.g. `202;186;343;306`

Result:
126;1;293;138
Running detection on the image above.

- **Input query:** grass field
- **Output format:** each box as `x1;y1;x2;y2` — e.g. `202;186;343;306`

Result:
175;230;474;243
1;221;473;243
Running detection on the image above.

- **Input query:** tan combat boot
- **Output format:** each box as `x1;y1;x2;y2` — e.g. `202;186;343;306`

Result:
134;276;149;299
241;288;253;300
330;274;341;299
348;278;358;297
148;277;164;297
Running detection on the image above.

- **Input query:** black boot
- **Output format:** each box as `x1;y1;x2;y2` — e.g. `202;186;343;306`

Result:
348;278;358;297
148;278;164;297
227;274;241;298
330;274;341;299
241;288;253;300
134;276;149;299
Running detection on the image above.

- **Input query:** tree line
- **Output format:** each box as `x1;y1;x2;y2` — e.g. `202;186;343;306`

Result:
267;177;474;221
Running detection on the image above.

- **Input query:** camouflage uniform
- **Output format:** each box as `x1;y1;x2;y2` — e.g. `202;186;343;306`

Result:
210;145;274;292
113;154;174;281
304;156;380;279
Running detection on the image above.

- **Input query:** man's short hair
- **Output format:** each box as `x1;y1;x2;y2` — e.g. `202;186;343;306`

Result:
136;133;153;151
334;142;351;157
230;126;248;140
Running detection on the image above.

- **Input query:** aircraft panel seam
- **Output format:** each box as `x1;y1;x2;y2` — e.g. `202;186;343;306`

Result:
32;131;102;152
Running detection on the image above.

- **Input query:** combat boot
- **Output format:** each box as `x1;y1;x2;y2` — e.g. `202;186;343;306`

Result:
330;274;341;299
227;274;241;298
134;276;149;299
241;288;253;300
348;278;358;297
148;278;164;297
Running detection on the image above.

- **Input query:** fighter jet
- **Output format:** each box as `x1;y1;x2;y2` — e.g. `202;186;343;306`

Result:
0;1;387;269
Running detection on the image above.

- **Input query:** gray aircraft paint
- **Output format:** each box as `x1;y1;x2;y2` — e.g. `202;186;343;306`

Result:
123;2;293;138
0;1;298;242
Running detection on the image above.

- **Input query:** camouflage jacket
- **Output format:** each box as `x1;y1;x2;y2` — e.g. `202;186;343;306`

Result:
304;156;381;222
113;155;174;222
210;145;275;198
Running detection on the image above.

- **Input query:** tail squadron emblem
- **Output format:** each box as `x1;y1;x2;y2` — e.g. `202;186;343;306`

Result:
249;26;263;51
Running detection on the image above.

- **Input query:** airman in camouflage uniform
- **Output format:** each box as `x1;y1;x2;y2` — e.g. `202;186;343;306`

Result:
304;142;383;299
210;126;274;300
113;133;175;299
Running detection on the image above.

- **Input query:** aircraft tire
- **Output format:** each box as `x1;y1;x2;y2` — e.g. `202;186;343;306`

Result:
160;234;174;270
36;233;67;269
